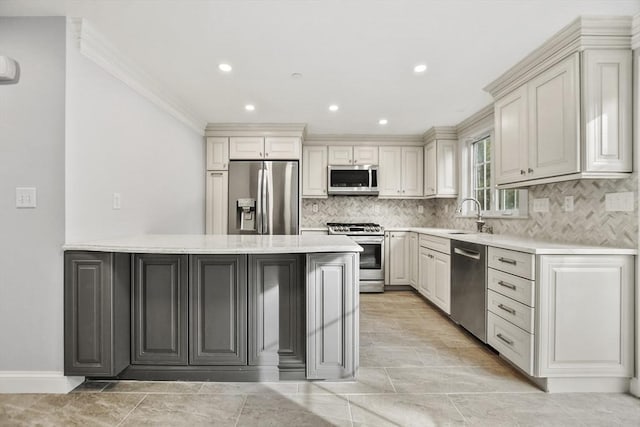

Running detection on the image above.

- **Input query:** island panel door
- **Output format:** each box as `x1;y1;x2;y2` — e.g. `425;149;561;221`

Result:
248;254;305;368
132;254;188;365
189;254;248;365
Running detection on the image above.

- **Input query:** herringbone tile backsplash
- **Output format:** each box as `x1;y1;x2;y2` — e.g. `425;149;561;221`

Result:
430;175;638;248
302;175;637;248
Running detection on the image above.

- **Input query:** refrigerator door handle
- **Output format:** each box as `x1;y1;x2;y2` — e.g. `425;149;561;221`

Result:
256;167;264;234
262;164;269;234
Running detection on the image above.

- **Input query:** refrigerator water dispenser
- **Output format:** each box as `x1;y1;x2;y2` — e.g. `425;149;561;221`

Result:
237;198;256;231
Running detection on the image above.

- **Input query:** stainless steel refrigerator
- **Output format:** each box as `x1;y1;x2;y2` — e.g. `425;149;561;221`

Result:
227;161;299;235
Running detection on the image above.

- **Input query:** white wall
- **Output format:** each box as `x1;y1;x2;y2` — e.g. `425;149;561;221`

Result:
65;25;205;242
0;17;66;375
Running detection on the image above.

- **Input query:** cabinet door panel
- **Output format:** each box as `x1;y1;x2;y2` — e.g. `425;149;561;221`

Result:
302;146;328;197
206;137;229;170
249;255;304;367
424;142;437;196
205;171;228;234
433;252;451;314
583;50;632;172
265;137;300;159
401;146;423;196
133;254;188;365
190;255;247;365
229;137;264;159
495;86;528;184
389;232;410;285
353;146;379;165
306;253;358;379
528;53;579;179
378;147;402;196
65;252;130;376
418;247;430;298
436;140;457;196
409;233;418;288
328;146;353;165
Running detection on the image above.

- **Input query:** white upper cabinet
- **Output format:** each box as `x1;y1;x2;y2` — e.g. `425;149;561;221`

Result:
229;136;301;160
526;53;579;180
302;146;328;198
206;137;229;170
229;137;265;159
424;139;458;198
328;146;379;165
487;18;633;187
495;85;529;185
205;171;228;234
379;146;423;198
264;137;301;159
328;146;353;165
353;146;379;165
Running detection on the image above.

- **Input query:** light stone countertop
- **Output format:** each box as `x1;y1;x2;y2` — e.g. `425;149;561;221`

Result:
63;234;363;254
384;227;636;255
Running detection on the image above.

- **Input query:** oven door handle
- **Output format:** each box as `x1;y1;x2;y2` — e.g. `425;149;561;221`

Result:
350;237;384;244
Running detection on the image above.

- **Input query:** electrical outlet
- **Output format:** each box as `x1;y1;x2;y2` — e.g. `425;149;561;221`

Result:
16;187;37;208
312;203;319;213
533;198;549;213
564;196;574;212
606;192;634;212
418;205;424;214
113;192;121;210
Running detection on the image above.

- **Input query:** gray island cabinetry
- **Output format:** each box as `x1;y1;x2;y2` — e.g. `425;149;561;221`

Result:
63;235;361;381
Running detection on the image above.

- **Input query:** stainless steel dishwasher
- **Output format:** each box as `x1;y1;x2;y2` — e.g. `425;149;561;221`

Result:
450;240;487;343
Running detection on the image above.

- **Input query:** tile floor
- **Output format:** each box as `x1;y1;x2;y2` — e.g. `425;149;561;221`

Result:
2;291;640;426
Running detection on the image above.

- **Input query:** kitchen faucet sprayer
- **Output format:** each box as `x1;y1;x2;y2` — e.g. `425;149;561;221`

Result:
456;197;485;232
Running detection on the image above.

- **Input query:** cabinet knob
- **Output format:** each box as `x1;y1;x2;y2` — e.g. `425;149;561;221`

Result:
528;168;534;173
354;159;357;164
265;152;269;157
259;152;263;157
520;170;526;175
402;190;406;193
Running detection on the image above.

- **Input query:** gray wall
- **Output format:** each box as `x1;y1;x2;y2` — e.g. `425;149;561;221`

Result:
0;17;67;372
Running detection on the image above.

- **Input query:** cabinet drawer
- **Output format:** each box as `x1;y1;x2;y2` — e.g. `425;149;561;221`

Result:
488;247;535;280
419;234;450;254
488;268;535;307
487;312;534;375
488;290;534;333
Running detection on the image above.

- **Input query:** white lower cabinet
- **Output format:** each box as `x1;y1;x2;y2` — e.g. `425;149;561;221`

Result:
385;232;410;285
409;233;418;289
487;248;634;392
205;171;228;234
417;234;450;314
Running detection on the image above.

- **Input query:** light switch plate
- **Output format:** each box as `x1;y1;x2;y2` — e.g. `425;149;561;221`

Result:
418;205;424;214
533;198;549;213
564;196;574;212
16;187;37;208
312;203;319;213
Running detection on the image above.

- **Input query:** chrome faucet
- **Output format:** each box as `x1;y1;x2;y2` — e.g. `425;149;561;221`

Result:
456;197;485;232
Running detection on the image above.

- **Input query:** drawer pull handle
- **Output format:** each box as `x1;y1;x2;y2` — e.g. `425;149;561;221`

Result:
498;257;517;265
497;333;514;346
497;280;516;290
498;303;516;315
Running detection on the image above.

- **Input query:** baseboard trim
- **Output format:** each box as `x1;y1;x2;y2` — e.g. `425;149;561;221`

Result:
537;376;630;393
0;371;84;394
630;377;640;397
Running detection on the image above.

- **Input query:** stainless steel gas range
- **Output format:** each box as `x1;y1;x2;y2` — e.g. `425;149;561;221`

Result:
327;222;385;293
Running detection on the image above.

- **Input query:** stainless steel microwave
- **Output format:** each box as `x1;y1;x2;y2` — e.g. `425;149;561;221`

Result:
327;165;379;195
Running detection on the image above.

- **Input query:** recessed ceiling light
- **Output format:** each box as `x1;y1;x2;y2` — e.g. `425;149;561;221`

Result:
218;63;232;72
245;104;255;111
291;72;303;79
413;63;427;73
379;118;388;125
329;104;339;112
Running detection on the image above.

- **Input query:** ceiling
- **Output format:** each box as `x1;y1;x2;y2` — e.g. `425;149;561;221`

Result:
1;0;639;136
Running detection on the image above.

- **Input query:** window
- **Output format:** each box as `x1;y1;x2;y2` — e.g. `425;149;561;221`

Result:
463;134;527;217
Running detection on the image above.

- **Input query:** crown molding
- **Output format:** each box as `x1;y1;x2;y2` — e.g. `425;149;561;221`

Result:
456;104;494;136
485;15;633;99
205;123;307;138
422;126;457;144
68;18;206;136
632;13;640;50
304;133;423;146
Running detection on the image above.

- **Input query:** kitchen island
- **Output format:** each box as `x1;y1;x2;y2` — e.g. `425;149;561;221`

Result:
63;234;361;382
